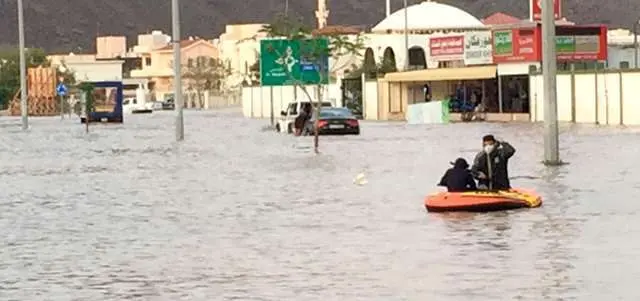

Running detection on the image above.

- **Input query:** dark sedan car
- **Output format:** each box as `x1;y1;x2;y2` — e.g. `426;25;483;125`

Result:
303;107;360;135
162;98;175;110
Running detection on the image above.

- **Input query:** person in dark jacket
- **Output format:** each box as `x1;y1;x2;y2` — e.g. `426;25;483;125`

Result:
293;105;311;136
471;134;516;190
438;158;477;192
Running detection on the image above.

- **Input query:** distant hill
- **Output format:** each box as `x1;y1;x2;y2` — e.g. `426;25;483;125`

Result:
0;0;635;52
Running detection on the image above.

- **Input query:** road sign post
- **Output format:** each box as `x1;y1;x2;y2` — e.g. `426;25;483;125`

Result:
56;82;67;119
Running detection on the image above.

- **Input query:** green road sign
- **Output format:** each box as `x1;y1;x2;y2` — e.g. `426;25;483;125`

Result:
260;38;329;86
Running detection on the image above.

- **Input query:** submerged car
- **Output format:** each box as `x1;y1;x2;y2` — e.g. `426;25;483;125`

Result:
303;107;360;135
276;100;333;133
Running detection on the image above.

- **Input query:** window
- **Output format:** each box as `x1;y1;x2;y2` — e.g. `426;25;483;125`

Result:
287;103;297;115
195;56;208;67
145;57;151;66
620;61;630;69
187;58;194;67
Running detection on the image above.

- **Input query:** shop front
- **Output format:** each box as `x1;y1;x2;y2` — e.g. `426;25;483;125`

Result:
376;31;497;122
491;24;608;116
379;65;497;121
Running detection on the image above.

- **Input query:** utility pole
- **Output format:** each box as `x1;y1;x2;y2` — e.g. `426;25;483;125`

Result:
172;0;184;141
18;0;28;130
541;0;560;165
403;0;409;70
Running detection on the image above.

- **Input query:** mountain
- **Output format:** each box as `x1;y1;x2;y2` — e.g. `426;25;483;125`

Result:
0;0;636;53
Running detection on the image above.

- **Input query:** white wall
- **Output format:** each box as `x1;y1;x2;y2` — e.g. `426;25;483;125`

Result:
363;31;490;71
241;80;381;120
364;33;429;70
241;84;336;118
607;46;637;69
530;70;640;125
363;81;379;120
69;62;123;82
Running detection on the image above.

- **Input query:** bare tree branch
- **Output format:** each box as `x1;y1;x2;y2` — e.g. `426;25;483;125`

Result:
182;57;231;108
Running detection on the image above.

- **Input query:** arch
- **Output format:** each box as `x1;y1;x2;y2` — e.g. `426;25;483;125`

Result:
408;46;426;70
362;48;377;78
363;48;376;68
381;47;398;74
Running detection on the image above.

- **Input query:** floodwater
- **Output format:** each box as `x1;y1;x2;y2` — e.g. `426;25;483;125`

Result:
1;109;640;300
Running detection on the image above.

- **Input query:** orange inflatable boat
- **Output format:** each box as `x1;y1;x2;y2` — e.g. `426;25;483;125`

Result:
424;189;542;212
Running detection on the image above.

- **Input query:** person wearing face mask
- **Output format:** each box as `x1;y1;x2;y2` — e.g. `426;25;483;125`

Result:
471;134;516;190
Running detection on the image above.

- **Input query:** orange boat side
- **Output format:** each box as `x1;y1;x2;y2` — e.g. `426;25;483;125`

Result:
424;189;542;212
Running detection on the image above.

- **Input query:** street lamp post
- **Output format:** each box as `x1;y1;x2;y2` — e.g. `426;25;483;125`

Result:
172;0;184;141
17;0;28;130
634;20;639;68
403;0;409;70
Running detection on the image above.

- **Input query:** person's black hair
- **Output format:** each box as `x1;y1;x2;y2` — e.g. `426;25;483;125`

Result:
450;158;469;169
482;134;495;142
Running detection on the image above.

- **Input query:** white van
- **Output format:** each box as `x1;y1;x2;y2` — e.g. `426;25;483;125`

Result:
275;99;333;133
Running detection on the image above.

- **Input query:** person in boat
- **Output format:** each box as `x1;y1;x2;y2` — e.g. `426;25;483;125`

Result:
438;158;477;192
471;135;516;190
293;104;311;136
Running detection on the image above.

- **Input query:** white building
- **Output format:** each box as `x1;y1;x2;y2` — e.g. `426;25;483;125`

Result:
48;53;124;82
362;1;490;71
607;29;640;69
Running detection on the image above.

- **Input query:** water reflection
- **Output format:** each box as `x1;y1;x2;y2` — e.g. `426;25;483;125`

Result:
1;110;640;299
527;167;581;299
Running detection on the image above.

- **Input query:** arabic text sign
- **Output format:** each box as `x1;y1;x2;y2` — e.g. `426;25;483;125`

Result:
429;35;464;61
493;31;513;56
259;38;329;86
492;29;539;63
464;31;493;65
531;0;561;21
556;35;601;60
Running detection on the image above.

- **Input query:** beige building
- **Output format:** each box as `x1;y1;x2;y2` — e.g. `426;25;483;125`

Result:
96;36;128;59
131;30;172;54
130;38;219;101
216;24;267;86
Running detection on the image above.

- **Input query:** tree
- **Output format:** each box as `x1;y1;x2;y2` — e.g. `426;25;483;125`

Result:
376;55;398;77
260;14;365;153
0;46;49;108
77;82;95;132
57;60;76;86
182;56;230;108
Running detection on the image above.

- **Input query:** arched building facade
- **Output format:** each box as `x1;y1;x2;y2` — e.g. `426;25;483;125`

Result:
361;1;488;72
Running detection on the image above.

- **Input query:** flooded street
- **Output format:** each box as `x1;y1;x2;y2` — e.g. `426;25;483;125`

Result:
1;109;640;300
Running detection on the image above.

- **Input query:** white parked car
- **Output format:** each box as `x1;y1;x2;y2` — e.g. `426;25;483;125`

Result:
151;101;164;110
123;97;154;114
275;99;333;133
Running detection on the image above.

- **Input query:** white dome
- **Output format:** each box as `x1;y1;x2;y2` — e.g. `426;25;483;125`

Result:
372;1;485;33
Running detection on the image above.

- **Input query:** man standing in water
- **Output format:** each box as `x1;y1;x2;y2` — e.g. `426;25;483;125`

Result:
471;135;516;190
